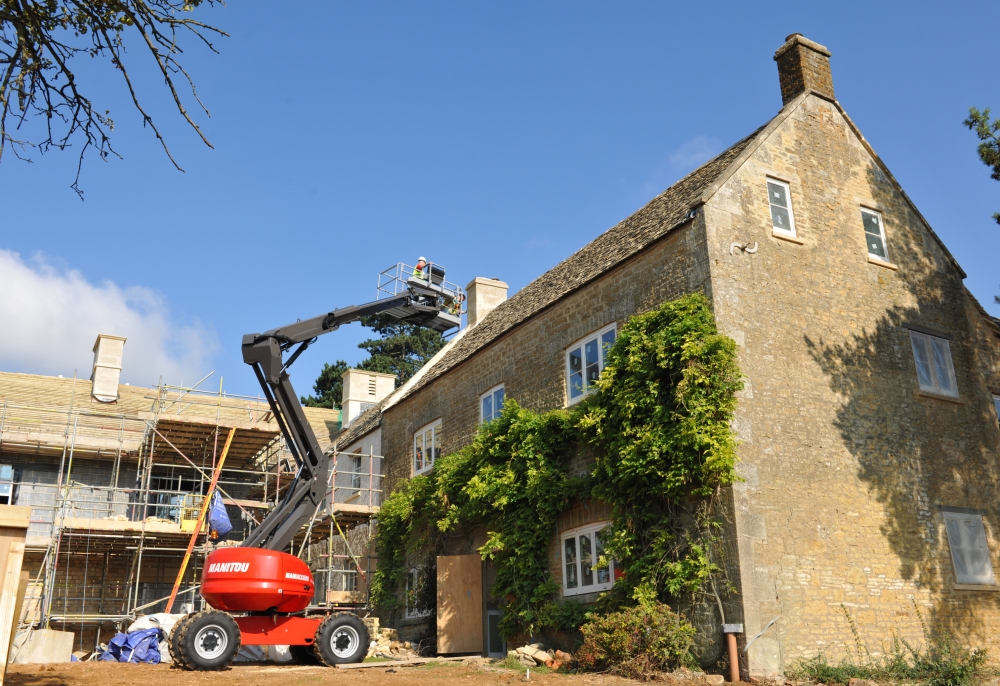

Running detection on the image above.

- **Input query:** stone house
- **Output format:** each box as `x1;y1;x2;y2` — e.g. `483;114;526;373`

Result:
335;34;1000;676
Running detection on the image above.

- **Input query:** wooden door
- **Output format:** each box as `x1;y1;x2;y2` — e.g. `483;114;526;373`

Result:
436;555;483;654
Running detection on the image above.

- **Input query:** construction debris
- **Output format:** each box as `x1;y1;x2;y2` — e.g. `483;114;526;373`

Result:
366;627;421;660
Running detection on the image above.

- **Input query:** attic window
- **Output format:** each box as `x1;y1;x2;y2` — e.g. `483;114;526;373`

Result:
994;396;1000;429
942;509;997;588
909;331;958;397
862;209;889;261
767;179;796;237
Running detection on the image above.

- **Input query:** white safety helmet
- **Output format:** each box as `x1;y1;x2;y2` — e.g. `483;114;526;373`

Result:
418;256;427;262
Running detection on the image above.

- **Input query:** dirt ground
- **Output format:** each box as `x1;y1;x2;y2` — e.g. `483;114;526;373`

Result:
4;660;652;686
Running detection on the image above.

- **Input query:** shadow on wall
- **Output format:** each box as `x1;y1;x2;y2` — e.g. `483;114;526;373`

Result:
804;166;1000;644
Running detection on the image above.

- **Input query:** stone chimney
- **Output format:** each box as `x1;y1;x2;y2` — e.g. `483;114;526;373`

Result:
341;369;395;425
465;277;508;327
91;334;126;403
774;34;834;105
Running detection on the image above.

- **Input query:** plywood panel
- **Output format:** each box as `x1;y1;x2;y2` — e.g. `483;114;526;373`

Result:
0;507;30;684
436;555;483;655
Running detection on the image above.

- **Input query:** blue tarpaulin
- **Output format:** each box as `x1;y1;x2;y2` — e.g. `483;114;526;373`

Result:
99;628;162;664
209;491;232;537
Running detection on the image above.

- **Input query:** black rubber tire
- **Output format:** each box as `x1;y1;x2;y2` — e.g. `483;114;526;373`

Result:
289;644;319;664
313;613;369;666
167;614;190;665
173;610;241;671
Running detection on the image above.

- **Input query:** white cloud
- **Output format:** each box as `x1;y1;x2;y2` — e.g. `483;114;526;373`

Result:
668;135;723;172
0;248;218;386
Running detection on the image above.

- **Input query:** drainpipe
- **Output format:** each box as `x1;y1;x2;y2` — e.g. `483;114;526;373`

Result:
722;623;743;683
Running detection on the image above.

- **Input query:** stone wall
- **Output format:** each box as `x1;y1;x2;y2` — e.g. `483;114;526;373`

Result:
704;93;1000;674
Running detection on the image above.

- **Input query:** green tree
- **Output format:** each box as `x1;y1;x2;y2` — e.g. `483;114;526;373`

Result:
0;0;225;195
303;315;447;408
301;360;349;409
354;314;447;386
964;107;1000;225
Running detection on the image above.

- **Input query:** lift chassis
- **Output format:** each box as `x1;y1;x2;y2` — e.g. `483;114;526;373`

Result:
169;263;462;670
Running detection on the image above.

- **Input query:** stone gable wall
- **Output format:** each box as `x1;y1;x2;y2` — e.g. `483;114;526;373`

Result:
704;93;1000;674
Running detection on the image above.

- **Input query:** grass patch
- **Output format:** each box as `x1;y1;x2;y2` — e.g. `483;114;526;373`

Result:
787;605;988;686
364;656;393;663
417;660;465;669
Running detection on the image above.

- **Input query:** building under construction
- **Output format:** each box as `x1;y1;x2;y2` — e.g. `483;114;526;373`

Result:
0;335;382;653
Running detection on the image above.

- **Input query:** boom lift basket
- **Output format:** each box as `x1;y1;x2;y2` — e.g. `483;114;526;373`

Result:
377;262;464;332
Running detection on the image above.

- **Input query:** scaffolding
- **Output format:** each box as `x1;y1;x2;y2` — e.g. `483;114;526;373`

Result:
0;373;378;652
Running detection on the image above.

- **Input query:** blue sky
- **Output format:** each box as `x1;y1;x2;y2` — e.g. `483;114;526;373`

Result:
1;2;997;398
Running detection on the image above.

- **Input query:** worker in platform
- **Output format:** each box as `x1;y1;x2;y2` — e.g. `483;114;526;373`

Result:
447;292;465;316
414;256;429;280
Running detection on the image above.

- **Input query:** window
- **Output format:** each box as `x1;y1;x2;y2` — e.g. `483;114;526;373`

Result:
351;454;363;492
994;396;1000;429
766;179;796;236
566;325;616;404
861;208;889;261
942;510;996;587
405;568;432;618
481;385;505;423
909;331;958;397
562;523;615;596
413;421;442;475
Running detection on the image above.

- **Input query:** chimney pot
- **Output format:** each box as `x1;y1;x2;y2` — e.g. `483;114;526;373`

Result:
341;369;395;426
465;277;508;328
91;334;126;403
774;34;834;105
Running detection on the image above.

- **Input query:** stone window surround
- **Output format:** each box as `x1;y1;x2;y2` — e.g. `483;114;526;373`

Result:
480;384;505;424
565;323;617;406
860;205;895;267
938;506;1000;592
561;521;615;597
412;419;442;476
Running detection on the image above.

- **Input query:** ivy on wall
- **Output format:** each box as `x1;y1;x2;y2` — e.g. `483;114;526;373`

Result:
370;293;743;638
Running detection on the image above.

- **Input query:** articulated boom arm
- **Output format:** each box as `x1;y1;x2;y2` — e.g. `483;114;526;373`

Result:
240;268;460;552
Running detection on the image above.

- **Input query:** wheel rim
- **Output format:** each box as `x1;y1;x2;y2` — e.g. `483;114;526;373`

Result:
194;624;229;661
330;625;360;659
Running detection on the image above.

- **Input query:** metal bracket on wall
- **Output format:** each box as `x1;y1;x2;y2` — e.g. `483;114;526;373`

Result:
730;242;759;256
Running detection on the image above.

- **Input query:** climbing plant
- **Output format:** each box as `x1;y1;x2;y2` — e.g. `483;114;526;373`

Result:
579;292;743;605
371;292;742;638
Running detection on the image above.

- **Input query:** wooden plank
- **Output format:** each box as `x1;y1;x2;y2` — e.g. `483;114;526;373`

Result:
436;554;483;655
336;656;468;669
0;522;28;685
326;591;366;604
0;508;30;530
7;572;28;664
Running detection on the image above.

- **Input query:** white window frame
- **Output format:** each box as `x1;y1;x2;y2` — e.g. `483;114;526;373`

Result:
908;330;958;397
942;509;997;588
766;178;796;237
861;208;890;261
561;522;615;597
405;567;432;618
480;384;505;424
565;324;617;405
413;420;442;476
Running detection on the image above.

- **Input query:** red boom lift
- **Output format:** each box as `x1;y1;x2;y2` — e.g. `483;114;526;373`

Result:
168;263;462;670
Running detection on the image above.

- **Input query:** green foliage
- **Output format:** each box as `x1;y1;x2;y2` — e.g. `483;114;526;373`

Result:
305;313;447;409
788;605;987;686
369;474;444;613
301;360;349;409
575;596;696;678
580;292;742;602
964;107;1000;226
372;293;743;639
357;314;448;386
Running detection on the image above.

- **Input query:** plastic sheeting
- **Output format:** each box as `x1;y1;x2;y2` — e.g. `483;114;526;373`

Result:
99;628;162;664
128;613;186;664
209;491;233;537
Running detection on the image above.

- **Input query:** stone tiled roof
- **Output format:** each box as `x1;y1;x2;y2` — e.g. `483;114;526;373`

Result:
394;124;770;402
334;398;385;450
